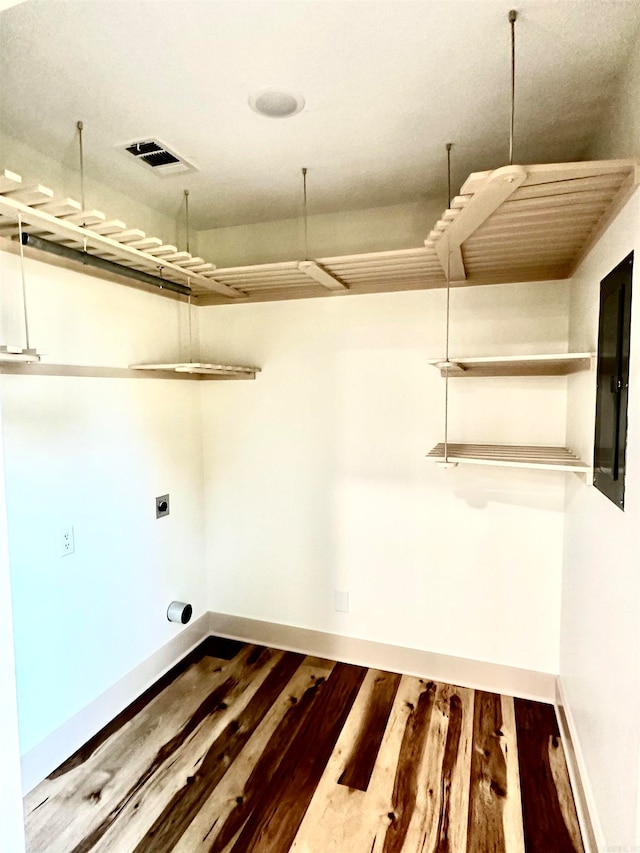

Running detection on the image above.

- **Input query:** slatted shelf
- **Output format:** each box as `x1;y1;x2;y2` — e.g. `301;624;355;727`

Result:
0;362;260;380
427;352;594;377
129;362;260;378
0;168;241;299
2;159;638;305
429;159;640;286
426;443;591;473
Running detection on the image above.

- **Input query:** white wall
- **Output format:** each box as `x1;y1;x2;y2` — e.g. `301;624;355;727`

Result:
200;280;570;674
196;198;443;268
0;248;206;755
562;190;640;848
0;392;26;850
559;19;640;847
586;27;640;162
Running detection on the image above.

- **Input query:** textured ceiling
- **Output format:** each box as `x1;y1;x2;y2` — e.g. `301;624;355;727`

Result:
1;0;639;230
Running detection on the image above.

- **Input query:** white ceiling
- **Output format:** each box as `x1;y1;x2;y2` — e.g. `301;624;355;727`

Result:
1;0;639;230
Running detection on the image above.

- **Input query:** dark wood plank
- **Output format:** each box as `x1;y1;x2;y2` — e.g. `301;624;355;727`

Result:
434;692;464;853
206;672;329;852
466;690;508;853
227;661;368;853
131;651;304;853
338;670;401;791
381;680;437;853
205;636;246;660
514;698;584;853
48;638;222;780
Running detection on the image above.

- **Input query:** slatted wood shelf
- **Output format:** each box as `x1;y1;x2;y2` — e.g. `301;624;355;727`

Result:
0;168;240;299
427;352;594;377
129;362;260;378
0;362;259;380
426;443;591;472
3;158;638;305
429;159;640;286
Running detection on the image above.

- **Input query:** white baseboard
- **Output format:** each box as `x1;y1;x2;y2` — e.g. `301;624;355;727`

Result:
20;614;210;795
555;677;603;853
207;611;556;702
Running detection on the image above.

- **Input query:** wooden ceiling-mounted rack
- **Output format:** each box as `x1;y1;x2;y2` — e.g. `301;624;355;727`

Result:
1;159;638;306
427;159;639;286
0;169;240;299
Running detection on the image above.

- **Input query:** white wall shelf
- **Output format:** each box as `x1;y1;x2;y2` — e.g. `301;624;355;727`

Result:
426;443;591;473
0;362;260;381
427;352;594;377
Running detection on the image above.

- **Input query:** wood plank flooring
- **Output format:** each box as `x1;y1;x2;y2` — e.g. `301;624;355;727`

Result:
23;637;585;853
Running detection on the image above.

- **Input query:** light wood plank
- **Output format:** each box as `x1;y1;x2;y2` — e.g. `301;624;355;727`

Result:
290;673;425;853
547;735;585;851
91;220;128;236
463;230;588;249
37;198;82;217
434;165;528;281
111;229;147;244
483;203;606;225
26;646;279;852
89;650;294;853
156;251;193;263
145;244;178;256
3;183;54;205
182;263;216;273
127;237;163;250
500;696;526;853
463;247;575;262
175;257;205;268
460;159;638;195
319;247;432;265
498;188;617;214
0;168;22;193
58;209;107;226
510;172;628;200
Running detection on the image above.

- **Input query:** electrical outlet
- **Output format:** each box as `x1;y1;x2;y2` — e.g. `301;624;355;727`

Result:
58;526;75;557
334;590;349;613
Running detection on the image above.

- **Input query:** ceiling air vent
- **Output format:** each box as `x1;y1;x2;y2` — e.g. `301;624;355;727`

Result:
120;138;196;177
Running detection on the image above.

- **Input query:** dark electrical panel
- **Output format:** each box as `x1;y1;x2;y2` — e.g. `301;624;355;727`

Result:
593;252;634;509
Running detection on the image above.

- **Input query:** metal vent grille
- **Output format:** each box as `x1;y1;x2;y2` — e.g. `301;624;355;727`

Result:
121;139;195;176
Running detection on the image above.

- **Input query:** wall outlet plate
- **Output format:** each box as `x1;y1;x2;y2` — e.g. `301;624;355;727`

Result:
59;526;74;557
156;494;170;518
334;590;349;613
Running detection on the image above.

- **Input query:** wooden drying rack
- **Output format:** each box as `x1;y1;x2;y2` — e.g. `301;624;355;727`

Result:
1;158;637;305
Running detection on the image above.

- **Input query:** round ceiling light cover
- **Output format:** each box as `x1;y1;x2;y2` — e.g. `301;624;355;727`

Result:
249;88;305;118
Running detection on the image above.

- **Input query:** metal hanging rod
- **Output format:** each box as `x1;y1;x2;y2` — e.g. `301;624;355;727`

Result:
184;189;190;255
20;233;191;297
77;120;86;215
0;214;41;363
302;166;309;260
509;10;517;166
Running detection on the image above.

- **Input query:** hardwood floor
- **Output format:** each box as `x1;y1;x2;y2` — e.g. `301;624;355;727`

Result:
23;637;585;853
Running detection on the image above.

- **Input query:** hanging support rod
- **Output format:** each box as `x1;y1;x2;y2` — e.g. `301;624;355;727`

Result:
19;233;192;297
